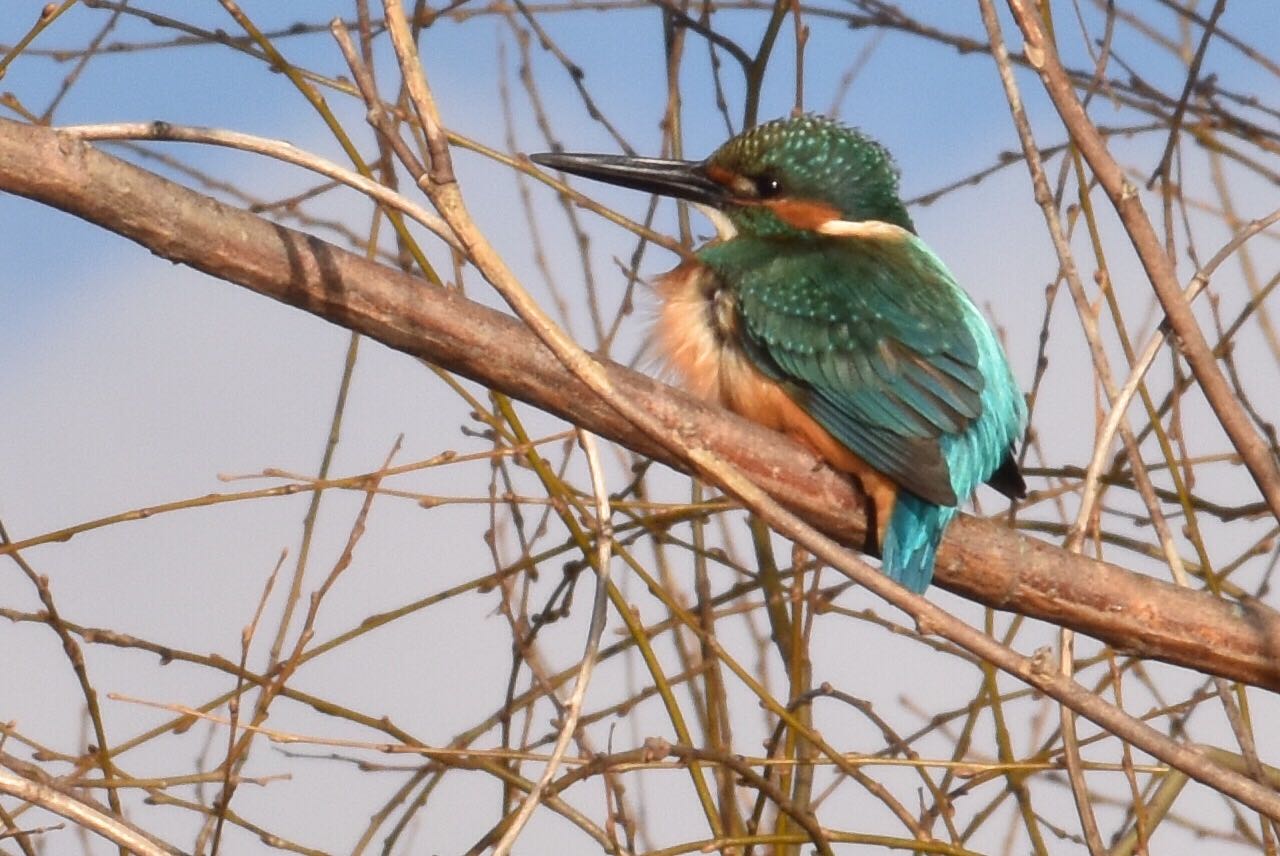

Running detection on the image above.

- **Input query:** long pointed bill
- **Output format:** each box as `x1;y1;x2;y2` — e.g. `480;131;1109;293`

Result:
530;152;727;208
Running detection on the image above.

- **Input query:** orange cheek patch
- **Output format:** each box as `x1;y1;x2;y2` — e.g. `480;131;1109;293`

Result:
764;198;842;230
700;168;842;232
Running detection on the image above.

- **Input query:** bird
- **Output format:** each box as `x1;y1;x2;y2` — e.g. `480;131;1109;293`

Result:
532;114;1026;592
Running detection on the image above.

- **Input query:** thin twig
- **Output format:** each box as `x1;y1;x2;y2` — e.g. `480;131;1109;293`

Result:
492;431;619;854
57;121;461;251
0;770;181;856
1146;0;1227;187
1075;208;1280;542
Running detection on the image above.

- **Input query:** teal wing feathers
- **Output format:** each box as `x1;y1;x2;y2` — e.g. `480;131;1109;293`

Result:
700;235;1023;509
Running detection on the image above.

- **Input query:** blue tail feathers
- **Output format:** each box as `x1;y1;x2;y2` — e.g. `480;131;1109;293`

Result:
875;286;1028;593
881;493;958;593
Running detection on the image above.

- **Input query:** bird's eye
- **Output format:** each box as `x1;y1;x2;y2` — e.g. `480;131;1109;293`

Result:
754;174;782;198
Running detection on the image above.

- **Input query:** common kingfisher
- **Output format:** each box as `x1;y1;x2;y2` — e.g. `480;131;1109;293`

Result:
532;114;1026;592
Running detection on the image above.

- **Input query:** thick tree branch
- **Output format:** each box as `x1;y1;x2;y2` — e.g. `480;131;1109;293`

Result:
2;117;1279;693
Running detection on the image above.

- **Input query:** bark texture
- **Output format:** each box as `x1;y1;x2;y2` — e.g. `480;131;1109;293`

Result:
2;117;1276;690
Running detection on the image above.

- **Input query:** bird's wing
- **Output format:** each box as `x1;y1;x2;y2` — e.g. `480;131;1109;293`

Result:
731;239;987;507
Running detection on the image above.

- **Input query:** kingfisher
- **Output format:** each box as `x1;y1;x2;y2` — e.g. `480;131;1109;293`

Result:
532;114;1026;592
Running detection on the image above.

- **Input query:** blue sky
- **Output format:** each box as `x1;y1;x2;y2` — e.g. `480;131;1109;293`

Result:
3;3;1279;853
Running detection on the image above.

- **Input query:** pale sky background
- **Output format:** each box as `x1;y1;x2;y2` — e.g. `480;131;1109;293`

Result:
2;2;1279;854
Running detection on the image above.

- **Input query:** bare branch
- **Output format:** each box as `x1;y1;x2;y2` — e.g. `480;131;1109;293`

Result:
2;117;1278;696
0;766;181;856
1007;0;1280;524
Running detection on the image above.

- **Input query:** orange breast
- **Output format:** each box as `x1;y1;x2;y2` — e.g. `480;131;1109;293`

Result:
654;263;899;541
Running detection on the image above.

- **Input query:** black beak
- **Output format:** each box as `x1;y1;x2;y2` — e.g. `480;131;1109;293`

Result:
530;152;727;208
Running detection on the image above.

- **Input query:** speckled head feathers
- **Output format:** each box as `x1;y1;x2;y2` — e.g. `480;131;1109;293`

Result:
706;114;915;237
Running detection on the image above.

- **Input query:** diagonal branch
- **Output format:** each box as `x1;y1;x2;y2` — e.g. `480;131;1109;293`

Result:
1006;0;1280;524
1;116;1279;698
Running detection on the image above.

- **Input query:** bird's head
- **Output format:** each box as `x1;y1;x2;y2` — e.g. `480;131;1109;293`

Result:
531;114;915;241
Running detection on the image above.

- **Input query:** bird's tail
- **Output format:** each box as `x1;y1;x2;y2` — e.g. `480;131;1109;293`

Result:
881;494;957;593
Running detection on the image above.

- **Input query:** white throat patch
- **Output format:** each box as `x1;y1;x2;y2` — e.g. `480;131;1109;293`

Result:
815;219;911;240
694;203;738;241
